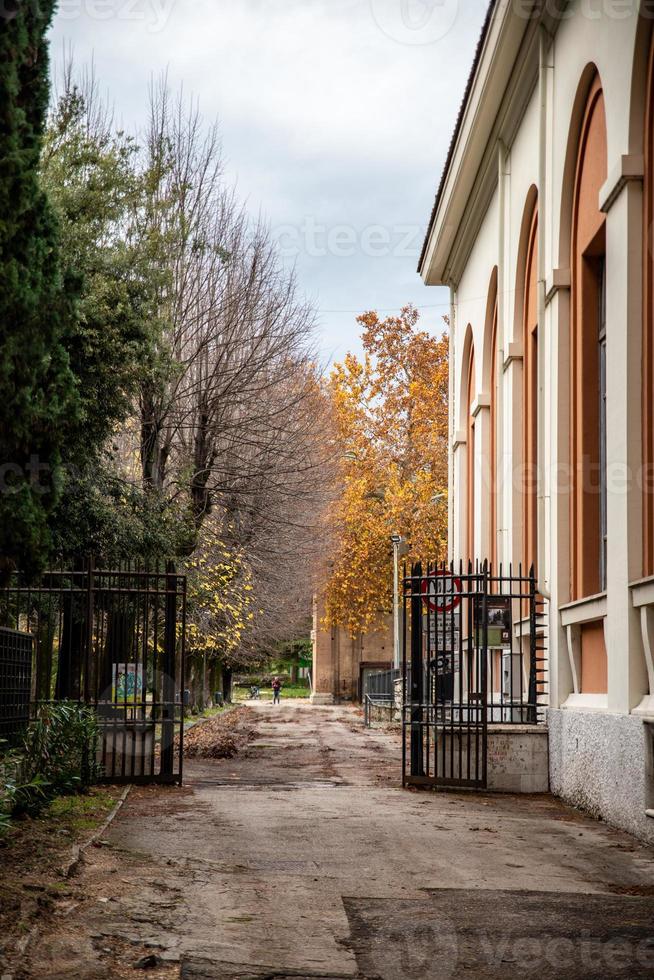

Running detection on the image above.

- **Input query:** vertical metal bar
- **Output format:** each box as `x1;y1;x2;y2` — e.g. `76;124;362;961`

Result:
120;564;127;781
84;559;94;704
151;570;160;778
409;563;424;779
161;561;177;778
528;565;537;724
179;573;187;784
481;565;488;788
401;563;407;786
425;562;431;781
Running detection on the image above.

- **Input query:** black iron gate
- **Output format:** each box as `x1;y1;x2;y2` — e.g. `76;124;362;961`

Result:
402;562;543;790
0;562;186;784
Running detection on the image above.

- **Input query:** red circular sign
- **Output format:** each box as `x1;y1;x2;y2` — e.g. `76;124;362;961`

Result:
421;571;462;614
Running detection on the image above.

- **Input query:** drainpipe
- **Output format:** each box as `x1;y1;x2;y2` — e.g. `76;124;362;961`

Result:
537;24;552;599
449;284;456;562
497;139;507;566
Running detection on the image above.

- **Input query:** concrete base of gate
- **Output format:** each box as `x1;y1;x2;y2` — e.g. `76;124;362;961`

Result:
310;693;335;705
423;725;549;794
487;724;549;793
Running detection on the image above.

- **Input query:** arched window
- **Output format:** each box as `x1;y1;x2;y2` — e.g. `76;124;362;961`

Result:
570;73;608;602
523;206;539;573
644;33;654;576
465;341;476;564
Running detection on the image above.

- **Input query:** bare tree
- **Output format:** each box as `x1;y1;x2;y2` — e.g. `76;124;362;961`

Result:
125;78;336;669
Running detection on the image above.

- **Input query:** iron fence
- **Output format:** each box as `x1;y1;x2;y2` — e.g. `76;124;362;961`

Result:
402;561;547;790
363;667;401;727
0;561;186;784
0;627;33;741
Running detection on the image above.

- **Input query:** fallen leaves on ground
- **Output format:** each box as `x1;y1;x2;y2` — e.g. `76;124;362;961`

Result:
0;787;123;978
181;708;259;759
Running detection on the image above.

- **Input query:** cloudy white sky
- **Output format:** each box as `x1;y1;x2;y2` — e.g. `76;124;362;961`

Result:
50;0;488;363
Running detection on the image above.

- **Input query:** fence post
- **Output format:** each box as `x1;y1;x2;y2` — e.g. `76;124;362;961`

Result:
527;565;537;724
161;562;177;777
84;557;94;704
410;562;424;778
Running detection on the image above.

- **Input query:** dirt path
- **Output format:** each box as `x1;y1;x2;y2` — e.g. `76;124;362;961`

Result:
17;702;654;979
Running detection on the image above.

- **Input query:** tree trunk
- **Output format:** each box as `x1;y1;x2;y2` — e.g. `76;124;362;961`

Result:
209;659;221;706
200;651;207;711
35;610;56;703
222;665;233;703
55;593;85;701
99;608;135;708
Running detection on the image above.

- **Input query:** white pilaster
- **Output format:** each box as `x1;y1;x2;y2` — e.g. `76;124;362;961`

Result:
452;436;467;563
472;398;491;562
603;176;648;713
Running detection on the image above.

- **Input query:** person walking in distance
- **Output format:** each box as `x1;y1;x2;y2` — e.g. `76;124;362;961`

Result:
272;676;282;705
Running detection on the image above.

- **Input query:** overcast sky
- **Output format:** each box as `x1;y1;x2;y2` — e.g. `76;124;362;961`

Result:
49;0;488;363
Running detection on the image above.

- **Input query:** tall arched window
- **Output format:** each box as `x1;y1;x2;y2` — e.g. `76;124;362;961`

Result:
644;33;654;576
466;341;476;564
570;73;608;602
523;206;539;573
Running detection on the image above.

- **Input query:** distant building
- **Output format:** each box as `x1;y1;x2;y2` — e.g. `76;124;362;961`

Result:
420;1;654;842
310;593;393;704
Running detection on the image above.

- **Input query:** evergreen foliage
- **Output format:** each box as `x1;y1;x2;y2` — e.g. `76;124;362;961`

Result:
0;1;79;576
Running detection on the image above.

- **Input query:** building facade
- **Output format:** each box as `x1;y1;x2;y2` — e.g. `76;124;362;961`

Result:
310;594;393;704
420;0;654;842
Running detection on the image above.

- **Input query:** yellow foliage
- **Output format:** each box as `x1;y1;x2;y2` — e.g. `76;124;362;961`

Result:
325;305;449;636
184;517;254;659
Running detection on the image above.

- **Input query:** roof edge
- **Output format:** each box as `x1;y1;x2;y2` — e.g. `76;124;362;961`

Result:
417;0;499;277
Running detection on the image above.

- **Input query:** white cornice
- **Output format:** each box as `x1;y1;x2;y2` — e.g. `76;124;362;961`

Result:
420;3;562;287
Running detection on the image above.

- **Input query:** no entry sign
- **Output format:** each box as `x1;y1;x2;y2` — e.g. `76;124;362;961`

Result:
421;571;462;614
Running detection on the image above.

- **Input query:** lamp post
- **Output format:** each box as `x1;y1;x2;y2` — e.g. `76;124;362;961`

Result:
391;533;409;671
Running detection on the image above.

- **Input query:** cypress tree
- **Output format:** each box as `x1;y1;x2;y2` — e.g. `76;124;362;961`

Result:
0;0;78;576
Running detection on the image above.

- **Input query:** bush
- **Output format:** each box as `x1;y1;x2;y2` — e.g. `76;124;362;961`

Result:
0;703;100;833
234;673;292;688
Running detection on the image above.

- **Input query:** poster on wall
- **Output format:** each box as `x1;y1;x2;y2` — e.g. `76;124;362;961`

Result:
474;596;512;649
112;663;144;702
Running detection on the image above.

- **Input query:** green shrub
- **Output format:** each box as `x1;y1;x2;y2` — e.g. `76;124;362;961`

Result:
0;703;100;832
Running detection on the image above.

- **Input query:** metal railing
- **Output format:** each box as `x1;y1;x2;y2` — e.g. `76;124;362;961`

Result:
363;667;401;727
0;561;187;784
0;627;33;741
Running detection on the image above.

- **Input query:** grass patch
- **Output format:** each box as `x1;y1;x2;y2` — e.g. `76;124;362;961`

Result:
47;790;117;832
233;684;311;702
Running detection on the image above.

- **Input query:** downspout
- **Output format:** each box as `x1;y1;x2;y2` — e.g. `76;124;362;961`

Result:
497;139;507;566
449;284;456;563
537;24;552;600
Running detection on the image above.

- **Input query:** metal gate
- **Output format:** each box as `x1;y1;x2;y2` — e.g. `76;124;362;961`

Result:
402;562;542;790
0;627;33;741
0;562;186;784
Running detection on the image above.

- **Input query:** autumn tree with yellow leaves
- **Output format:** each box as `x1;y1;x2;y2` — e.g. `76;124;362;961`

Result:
325;306;449;636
